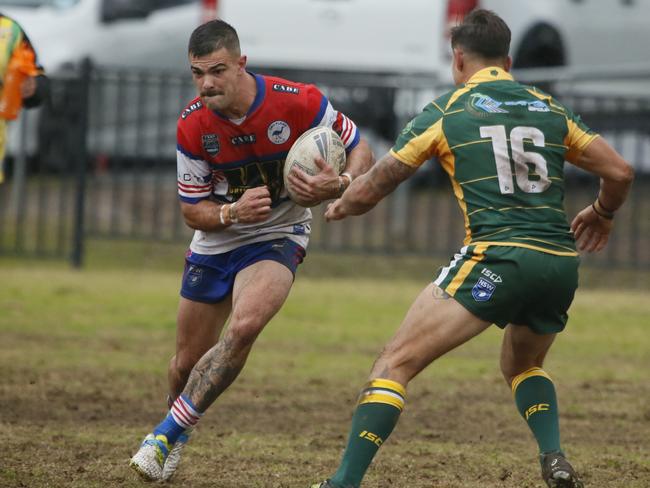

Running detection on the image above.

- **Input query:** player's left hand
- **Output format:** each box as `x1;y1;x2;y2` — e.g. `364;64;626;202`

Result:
287;156;341;203
571;204;613;253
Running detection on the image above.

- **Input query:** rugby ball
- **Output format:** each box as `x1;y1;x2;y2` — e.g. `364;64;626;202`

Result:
283;126;346;207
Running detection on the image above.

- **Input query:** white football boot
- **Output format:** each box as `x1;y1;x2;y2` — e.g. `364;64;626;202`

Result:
129;433;171;481
161;428;193;481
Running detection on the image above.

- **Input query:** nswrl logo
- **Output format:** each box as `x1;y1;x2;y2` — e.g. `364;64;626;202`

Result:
472;277;496;302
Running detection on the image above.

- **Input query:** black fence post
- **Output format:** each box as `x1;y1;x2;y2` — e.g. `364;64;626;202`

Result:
71;58;92;268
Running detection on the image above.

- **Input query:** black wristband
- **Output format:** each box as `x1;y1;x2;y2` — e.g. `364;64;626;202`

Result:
592;202;613;220
597;197;615;215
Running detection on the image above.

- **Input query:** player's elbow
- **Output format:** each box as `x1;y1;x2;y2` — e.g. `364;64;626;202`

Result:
180;202;205;230
618;163;635;185
608;161;635;186
183;218;202;231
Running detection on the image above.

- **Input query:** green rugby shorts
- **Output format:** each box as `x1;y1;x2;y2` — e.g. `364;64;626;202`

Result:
433;244;579;334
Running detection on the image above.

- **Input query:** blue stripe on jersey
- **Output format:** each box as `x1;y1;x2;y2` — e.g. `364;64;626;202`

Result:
247;73;266;116
179;195;209;204
308;94;329;129
177;144;203;161
345;129;360;154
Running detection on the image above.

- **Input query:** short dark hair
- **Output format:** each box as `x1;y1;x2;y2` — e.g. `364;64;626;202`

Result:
188;19;241;57
450;9;510;60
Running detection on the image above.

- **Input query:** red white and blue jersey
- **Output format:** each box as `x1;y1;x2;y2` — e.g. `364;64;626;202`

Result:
177;72;360;254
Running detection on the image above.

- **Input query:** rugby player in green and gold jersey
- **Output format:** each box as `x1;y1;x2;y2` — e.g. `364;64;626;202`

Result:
310;9;634;488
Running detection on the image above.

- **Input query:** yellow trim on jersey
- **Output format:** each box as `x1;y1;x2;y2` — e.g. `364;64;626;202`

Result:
472;227;513;239
467;207;490;217
438;138;472;244
389;117;445;168
466;67;514;85
460;175;499;186
511;367;552;394
525;88;563;111
565;122;599;163
467;205;565;217
508;236;577;253
446;244;489;296
526;86;600;162
431;100;446;114
445;108;465;116
471;241;578;257
545;142;568;149
450;139;491;151
445;86;472;111
497;205;566;214
389;149;418;168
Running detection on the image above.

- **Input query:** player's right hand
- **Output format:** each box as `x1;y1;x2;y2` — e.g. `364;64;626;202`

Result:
234;186;272;223
571;204;613;253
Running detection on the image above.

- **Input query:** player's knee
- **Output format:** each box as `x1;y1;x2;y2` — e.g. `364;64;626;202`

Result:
227;316;264;348
500;357;522;385
173;353;199;381
373;346;419;383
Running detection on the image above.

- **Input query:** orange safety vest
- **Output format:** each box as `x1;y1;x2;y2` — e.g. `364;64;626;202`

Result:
0;15;41;120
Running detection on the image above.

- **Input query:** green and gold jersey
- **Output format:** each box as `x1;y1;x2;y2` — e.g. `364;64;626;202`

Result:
391;67;598;256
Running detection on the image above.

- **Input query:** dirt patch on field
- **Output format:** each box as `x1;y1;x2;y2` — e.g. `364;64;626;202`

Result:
2;364;649;488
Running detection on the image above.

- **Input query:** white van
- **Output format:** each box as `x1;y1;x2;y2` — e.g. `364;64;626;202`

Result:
3;0;650;76
223;0;650;78
0;0;203;73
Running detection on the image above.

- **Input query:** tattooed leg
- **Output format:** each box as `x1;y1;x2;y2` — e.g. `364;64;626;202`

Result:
181;259;294;413
183;336;251;411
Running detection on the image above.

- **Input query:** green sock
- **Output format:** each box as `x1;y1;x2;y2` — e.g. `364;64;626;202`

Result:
330;379;406;488
512;367;561;454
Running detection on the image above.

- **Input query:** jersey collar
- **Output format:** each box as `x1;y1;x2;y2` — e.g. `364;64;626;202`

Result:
246;72;266;116
465;67;514;85
211;72;266;121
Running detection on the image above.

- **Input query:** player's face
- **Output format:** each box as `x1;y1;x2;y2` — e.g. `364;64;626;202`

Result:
189;47;245;113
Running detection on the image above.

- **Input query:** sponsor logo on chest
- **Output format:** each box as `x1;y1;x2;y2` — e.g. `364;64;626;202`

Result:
230;134;256;146
202;133;220;156
267;120;291;144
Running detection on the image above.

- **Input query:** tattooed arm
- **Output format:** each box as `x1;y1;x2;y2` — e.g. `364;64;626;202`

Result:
325;153;416;221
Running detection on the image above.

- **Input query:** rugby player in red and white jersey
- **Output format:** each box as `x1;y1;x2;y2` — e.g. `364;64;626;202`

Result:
130;19;373;482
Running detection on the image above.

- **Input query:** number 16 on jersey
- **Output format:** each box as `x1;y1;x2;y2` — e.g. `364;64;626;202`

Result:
480;125;551;194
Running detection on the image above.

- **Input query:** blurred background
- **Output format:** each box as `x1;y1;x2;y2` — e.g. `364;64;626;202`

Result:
0;0;648;280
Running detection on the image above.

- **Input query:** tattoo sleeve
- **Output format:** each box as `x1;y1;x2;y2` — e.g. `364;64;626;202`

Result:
341;154;417;215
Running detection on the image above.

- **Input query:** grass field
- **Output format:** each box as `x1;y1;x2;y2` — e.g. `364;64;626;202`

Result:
1;252;649;487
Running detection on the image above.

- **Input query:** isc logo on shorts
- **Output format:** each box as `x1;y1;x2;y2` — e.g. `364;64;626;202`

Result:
472;277;496;302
